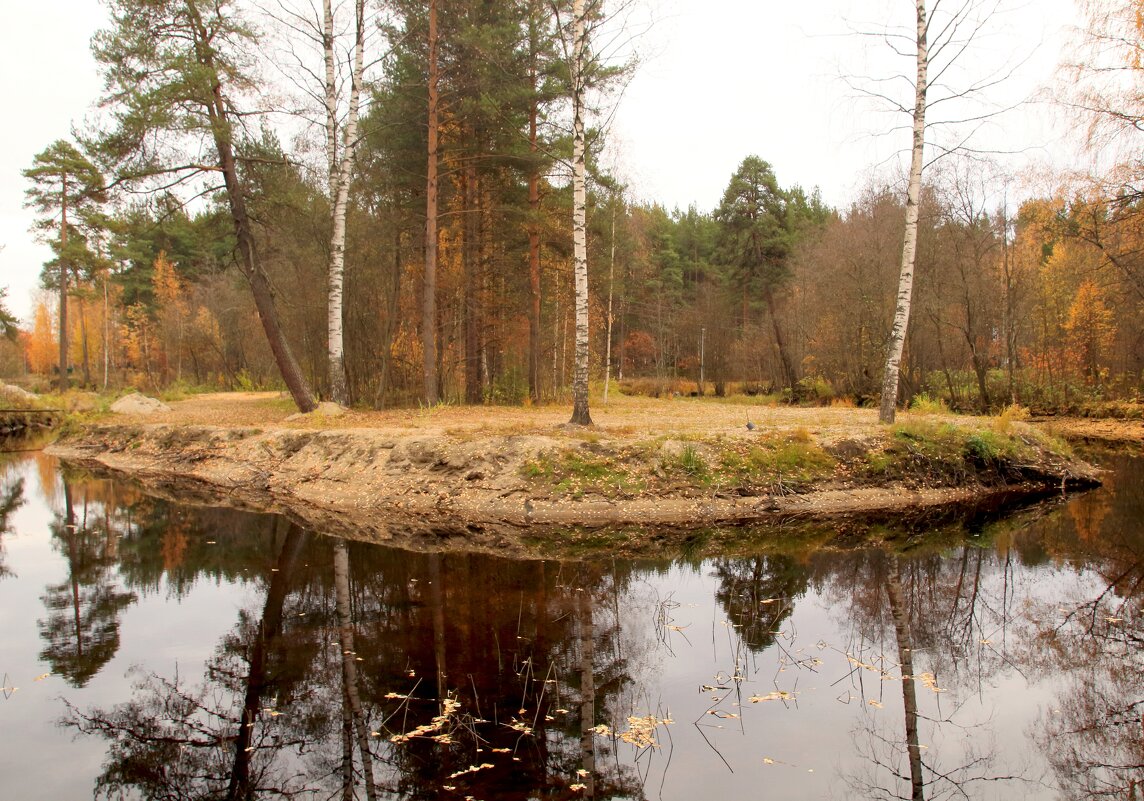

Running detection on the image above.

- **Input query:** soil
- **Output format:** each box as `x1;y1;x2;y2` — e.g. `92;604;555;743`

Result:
46;391;1113;557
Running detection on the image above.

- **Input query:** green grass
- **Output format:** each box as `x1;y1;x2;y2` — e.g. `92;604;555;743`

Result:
521;448;645;498
717;434;837;490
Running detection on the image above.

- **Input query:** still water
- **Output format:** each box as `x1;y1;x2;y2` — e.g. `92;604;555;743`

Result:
0;449;1140;800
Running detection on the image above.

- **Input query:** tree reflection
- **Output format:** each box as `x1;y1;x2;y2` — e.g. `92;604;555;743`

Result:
0;471;24;580
831;548;1018;800
1022;454;1144;800
712;554;808;652
39;473;135;686
65;520;320;799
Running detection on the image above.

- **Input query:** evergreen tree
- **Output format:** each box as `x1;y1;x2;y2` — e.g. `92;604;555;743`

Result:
89;0;317;411
23;140;106;391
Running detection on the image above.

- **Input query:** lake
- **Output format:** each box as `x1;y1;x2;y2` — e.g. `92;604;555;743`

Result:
0;447;1140;800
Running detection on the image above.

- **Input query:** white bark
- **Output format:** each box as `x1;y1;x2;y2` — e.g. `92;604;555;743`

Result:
603;197;616;405
569;0;592;425
325;0;366;406
879;0;929;424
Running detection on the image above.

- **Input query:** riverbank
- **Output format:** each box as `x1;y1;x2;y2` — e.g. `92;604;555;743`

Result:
44;392;1106;554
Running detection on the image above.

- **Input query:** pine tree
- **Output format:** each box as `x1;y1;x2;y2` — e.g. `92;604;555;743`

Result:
23;140;106;391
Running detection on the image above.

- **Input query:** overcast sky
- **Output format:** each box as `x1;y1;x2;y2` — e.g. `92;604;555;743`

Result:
0;0;1082;323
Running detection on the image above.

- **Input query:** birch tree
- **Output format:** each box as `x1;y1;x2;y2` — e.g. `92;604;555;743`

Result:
323;0;367;406
859;0;1022;422
90;0;318;412
568;0;592;425
878;0;929;424
270;0;372;405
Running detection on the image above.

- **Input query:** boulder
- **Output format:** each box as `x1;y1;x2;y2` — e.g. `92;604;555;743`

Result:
0;383;37;403
285;401;347;422
110;393;172;415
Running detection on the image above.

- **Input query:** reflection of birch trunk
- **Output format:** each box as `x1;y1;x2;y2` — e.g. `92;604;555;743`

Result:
226;524;306;801
428;553;448;710
887;557;925;801
64;483;83;660
577;587;596;798
334;538;377;800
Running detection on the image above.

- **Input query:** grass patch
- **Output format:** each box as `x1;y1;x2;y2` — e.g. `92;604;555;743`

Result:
717;433;836;491
909;392;951;415
521;448;644;498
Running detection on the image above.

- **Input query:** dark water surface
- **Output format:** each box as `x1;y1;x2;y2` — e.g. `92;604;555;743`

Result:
1;450;1141;800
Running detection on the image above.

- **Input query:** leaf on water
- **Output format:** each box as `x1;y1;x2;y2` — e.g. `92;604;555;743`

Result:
443;786;456;792
917;673;946;693
591;724;612;736
491;747;511;753
867;700;883;709
370;731;380;737
980;639;992;645
763;757;775;765
570;784;587;792
33;673;49;682
384;692;409;699
749;690;796;703
577;769;590;777
448;763;494;779
1106;617;1123;623
707;710;739;719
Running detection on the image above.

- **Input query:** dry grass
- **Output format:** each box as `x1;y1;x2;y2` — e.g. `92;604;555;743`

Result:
115;391;894;443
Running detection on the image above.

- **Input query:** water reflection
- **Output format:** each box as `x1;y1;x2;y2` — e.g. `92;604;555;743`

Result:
0;452;1139;799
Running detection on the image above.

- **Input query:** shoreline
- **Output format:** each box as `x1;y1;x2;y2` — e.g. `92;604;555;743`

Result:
46;407;1106;555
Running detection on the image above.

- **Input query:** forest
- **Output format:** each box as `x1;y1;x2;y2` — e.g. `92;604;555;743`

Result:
11;0;1144;417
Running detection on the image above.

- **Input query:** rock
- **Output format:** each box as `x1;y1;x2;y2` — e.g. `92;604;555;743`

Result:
110;393;172;415
285;401;347;422
0;383;37;403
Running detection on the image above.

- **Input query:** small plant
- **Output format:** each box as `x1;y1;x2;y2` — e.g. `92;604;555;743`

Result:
991;403;1030;434
910;392;950;415
677;444;708;479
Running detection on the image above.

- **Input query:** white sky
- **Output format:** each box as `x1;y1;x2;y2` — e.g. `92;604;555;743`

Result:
0;0;1082;323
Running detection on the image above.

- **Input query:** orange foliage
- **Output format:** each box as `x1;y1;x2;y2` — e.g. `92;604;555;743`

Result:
26;302;57;375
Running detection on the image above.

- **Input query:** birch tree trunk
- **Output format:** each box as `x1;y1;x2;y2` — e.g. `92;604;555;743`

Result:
422;0;440;405
325;0;366;406
333;538;378;801
879;0;929;424
886;558;926;801
603;196;616;404
568;0;592;425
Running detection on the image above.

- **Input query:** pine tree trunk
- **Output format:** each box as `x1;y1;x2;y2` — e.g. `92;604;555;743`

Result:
58;179;69;393
527;17;542;405
422;0;440;405
186;0;316;413
463;163;482;404
879;0;928;424
764;287;797;394
568;0;592;425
